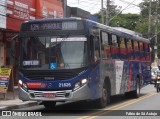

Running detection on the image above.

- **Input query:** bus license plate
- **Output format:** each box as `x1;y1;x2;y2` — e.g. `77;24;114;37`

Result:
43;93;56;98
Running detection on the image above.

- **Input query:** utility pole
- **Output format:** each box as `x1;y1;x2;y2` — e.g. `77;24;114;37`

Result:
63;0;67;17
154;0;158;66
148;0;151;40
106;0;110;26
101;0;104;24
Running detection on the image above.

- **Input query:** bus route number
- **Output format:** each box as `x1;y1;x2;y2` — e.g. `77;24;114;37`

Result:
59;83;71;88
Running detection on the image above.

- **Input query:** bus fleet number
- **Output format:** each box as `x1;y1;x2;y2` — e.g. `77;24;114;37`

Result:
59;83;71;88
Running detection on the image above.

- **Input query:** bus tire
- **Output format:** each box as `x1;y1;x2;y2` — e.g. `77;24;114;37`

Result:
95;83;108;108
133;78;140;98
125;78;140;98
43;101;56;110
132;78;140;98
157;84;160;92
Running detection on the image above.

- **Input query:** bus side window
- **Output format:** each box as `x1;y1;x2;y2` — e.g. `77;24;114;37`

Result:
120;38;127;60
90;35;95;63
111;34;119;59
134;40;140;60
143;43;146;61
127;39;134;60
139;42;145;61
145;43;150;61
94;36;100;62
101;31;111;58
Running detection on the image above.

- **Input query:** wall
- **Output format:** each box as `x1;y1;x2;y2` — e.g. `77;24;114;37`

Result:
0;0;7;29
6;0;36;31
0;42;4;67
1;0;65;31
36;0;63;19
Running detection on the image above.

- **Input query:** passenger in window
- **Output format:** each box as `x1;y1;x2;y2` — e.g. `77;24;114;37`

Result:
94;50;99;62
59;62;64;68
94;55;98;62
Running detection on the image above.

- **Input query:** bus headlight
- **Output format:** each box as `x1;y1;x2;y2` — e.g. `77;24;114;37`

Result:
74;82;81;91
19;80;23;86
22;83;28;91
81;78;87;84
73;78;88;91
18;80;28;91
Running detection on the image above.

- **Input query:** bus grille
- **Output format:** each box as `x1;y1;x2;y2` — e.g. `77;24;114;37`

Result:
25;73;75;80
28;90;71;98
20;69;80;80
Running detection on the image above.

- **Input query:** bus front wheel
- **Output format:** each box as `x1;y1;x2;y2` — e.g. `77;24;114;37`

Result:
43;101;56;110
95;83;108;108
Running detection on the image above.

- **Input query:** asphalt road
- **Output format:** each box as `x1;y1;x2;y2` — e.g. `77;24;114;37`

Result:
5;84;160;119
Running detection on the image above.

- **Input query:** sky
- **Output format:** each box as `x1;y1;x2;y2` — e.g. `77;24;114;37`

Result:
67;0;143;14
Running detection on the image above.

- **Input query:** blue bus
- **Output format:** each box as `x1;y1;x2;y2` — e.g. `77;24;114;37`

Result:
18;17;151;109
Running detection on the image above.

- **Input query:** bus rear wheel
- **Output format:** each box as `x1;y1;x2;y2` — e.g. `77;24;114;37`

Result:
95;83;108;108
132;78;140;98
125;78;140;98
43;101;56;110
157;83;160;92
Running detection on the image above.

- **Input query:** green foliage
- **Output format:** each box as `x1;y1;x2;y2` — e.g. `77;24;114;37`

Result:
110;14;140;30
134;18;148;37
139;0;159;17
139;0;160;59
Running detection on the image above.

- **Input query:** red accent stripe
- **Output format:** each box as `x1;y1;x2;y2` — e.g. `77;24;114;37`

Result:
120;48;127;55
128;64;132;91
146;56;150;61
112;48;119;54
105;49;111;54
27;82;42;88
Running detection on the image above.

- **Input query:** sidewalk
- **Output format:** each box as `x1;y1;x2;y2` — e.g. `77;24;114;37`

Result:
0;87;38;110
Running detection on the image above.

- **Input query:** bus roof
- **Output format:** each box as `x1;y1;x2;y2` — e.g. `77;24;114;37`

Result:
84;19;150;43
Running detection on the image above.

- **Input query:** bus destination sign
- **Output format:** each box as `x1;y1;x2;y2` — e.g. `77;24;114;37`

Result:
29;21;78;31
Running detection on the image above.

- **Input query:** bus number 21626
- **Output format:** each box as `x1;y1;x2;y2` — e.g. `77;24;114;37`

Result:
59;83;71;88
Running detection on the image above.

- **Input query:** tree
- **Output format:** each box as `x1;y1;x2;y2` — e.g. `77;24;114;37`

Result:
94;2;121;25
138;0;160;59
139;0;159;17
110;13;140;30
94;2;140;31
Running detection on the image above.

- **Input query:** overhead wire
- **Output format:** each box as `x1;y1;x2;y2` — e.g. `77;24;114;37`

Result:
88;0;100;11
119;0;140;7
68;0;105;5
67;0;105;13
110;0;137;21
68;0;141;15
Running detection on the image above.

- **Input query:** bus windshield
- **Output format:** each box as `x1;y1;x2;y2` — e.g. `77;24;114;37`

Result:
21;36;88;70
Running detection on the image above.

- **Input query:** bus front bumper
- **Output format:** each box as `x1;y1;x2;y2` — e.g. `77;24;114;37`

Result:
18;84;91;102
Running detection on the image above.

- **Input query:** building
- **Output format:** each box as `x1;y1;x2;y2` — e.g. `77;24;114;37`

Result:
0;0;65;85
66;6;98;22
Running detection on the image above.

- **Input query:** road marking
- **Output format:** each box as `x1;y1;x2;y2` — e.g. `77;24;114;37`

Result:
78;92;157;119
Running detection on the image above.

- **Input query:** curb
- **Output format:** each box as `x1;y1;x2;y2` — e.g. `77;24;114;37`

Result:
0;101;38;110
